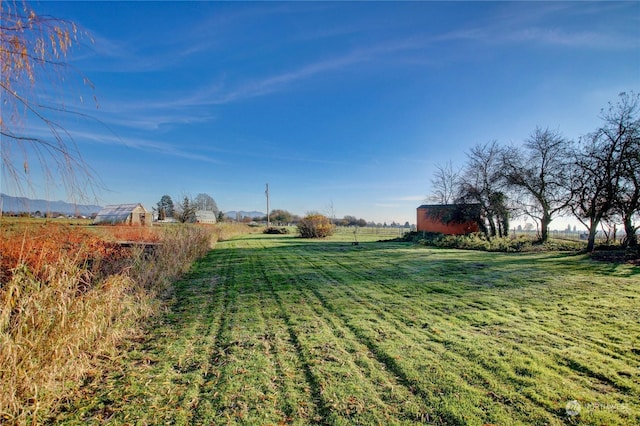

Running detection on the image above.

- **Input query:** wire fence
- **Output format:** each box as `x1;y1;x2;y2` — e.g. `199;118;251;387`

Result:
511;229;585;241
334;226;409;238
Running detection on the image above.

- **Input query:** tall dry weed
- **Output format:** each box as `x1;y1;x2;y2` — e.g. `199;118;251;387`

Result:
125;224;214;297
210;222;255;243
0;259;149;424
0;222;231;424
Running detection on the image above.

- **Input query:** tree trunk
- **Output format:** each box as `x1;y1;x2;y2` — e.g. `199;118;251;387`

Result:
586;221;599;252
487;216;497;238
540;213;552;243
623;215;638;248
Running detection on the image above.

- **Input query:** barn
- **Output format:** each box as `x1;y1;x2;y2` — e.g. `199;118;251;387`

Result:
93;203;151;226
195;210;217;224
416;204;480;235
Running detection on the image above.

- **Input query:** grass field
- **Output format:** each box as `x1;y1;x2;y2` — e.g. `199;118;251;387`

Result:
54;230;639;425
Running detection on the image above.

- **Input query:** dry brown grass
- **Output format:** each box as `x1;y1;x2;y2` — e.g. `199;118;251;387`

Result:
0;258;145;423
93;223;163;243
0;222;130;284
208;222;257;244
0;219;247;424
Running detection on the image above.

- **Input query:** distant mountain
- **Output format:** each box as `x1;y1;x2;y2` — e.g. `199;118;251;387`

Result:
0;193;102;216
224;210;265;219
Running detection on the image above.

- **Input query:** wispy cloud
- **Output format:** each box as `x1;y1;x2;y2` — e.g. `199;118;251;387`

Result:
100;110;216;132
178;36;438;106
89;37;423;114
499;27;638;49
481;2;639;50
392;195;427;202
68;129;223;164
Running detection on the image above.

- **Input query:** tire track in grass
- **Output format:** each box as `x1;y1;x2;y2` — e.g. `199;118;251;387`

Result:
226;249;320;424
197;247;285;424
255;273;321;423
194;243;320;424
256;292;307;422
261;249;437;424
257;253;331;424
243;247;301;422
189;247;239;424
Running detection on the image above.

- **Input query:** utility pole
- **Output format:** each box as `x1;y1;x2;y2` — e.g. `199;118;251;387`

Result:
265;183;270;227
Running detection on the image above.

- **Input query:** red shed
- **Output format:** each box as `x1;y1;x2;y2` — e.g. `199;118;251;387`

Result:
416;204;480;235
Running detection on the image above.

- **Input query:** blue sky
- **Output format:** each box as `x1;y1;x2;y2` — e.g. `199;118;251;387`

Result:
5;1;640;225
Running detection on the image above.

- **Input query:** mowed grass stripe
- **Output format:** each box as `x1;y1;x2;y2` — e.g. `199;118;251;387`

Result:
200;250;281;423
260;249;433;424
151;246;235;424
197;245;318;424
259;249;403;424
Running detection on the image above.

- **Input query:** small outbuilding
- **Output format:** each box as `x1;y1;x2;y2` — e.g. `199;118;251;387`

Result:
94;203;151;226
417;204;480;235
195;210;217;224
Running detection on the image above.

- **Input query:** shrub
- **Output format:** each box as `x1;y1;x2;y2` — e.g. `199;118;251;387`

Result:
297;214;335;238
264;227;290;234
410;231;583;253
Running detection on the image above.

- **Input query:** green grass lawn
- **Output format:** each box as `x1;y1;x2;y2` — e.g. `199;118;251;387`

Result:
55;231;639;425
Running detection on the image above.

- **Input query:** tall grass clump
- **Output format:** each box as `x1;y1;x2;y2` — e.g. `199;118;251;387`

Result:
0;221;221;424
209;222;255;244
125;224;214;297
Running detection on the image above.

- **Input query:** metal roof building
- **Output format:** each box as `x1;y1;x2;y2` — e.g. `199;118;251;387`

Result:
195;210;217;224
93;203;151;226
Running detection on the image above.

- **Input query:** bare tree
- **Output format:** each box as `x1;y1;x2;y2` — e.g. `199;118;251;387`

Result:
570;134;612;251
457;141;510;238
194;193;219;213
1;0;98;201
501;127;573;242
428;160;459;204
570;92;640;251
605;92;640;247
